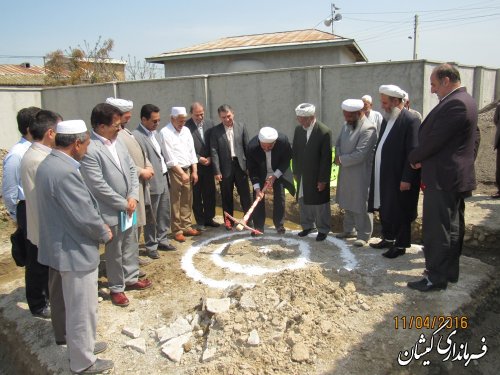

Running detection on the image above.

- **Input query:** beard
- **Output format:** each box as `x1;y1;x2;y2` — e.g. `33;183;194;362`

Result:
382;106;402;121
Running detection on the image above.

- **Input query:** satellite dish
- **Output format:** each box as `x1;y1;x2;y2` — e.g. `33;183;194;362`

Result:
324;18;333;27
334;13;342;21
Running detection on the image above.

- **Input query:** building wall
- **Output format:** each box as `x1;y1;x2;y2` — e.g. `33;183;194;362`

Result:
0;87;42;149
1;60;497;150
163;46;356;78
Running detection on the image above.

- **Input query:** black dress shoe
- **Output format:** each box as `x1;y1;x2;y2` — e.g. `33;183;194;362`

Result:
382;247;406;258
158;243;176;251
316;232;327;241
276;226;286;234
204;220;220;227
298;228;317;237
33;305;51;319
369;239;395;249
147;250;160;259
407;278;447;292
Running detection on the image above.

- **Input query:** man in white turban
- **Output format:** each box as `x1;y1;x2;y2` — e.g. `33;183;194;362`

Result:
361;94;383;135
334;99;377;247
247;126;296;235
107;97;155;268
292;103;332;241
367;85;421;258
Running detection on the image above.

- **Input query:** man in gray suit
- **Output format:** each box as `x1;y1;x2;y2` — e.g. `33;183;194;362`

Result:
210;104;252;230
133;104;175;259
81;103;152;308
36;120;114;374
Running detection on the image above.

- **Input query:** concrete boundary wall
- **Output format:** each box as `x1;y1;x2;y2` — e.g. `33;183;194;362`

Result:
1;60;497;149
0;88;42;149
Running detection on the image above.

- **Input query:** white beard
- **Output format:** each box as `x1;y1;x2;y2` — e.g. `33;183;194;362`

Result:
382;106;402;121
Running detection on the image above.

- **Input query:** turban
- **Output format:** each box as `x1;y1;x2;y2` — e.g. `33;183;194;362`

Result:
56;120;87;134
105;97;133;113
258;127;278;143
361;95;372;103
171;106;187;117
295;103;316;117
379;85;405;99
341;99;364;112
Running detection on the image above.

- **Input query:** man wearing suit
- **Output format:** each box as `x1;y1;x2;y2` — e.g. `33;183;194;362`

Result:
106;97;154;233
133;104;175;258
247;127;295;235
36;120;114;374
81;103;152;308
21;110;66;343
408;63;479;292
335;100;377;247
185;102;219;229
492;102;500;199
368;85;421;258
292;103;332;241
210;104;252;230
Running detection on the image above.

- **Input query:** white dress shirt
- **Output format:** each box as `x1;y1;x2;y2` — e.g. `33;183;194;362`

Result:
160;123;197;168
140;124;168;174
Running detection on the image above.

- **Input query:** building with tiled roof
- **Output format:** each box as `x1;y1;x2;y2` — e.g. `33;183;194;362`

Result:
0;63;48;87
147;29;367;78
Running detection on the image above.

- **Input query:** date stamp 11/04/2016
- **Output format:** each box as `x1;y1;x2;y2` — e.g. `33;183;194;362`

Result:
396;316;488;367
394;315;468;330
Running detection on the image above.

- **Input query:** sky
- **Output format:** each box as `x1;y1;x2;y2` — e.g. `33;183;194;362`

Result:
1;0;499;71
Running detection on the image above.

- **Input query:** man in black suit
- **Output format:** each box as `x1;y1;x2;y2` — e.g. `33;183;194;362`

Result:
292;103;332;241
407;63;479;292
247;127;296;235
210;104;252;230
185;102;219;229
368;85;421;259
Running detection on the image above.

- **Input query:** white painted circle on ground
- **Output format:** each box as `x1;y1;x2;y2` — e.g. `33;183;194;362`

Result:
181;231;358;289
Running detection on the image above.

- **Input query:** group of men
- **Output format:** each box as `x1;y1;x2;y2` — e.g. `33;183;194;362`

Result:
1;62;480;372
334;63;480;293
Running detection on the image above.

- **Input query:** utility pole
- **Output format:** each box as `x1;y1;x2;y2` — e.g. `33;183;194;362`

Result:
413;14;419;60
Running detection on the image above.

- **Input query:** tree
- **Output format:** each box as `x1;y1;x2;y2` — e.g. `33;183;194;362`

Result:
44;37;123;86
125;55;162;81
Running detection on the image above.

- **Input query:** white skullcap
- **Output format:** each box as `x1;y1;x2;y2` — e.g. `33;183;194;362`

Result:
379;84;405;99
341;99;364;112
56;120;87;134
258;127;278;143
295;103;316;117
105;97;133;113
361;95;372;103
171;106;187;117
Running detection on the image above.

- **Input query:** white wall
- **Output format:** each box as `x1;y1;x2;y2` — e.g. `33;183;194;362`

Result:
0;88;42;149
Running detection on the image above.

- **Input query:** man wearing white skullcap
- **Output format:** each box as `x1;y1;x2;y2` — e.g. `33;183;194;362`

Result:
292;103;332;241
108;97;155;264
361;94;383;135
247;126;296;235
367;84;421;259
36;119;114;374
334;99;377;247
80;103;152;309
160;106;200;242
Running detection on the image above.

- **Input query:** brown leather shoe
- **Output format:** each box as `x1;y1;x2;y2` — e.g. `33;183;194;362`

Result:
110;292;129;307
126;278;152;291
174;233;186;242
184;228;201;236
